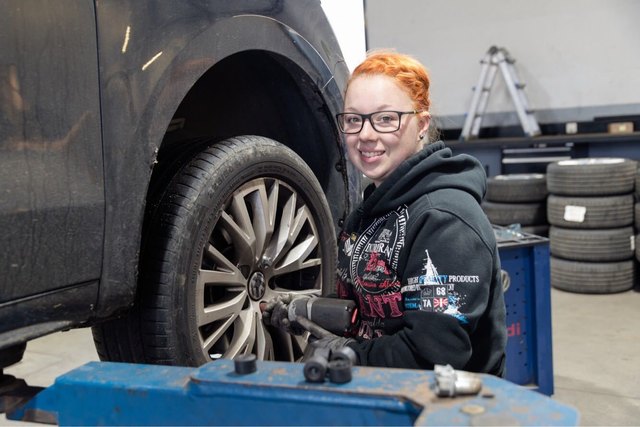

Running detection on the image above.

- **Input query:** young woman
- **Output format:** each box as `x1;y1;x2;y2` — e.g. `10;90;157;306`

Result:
267;51;506;375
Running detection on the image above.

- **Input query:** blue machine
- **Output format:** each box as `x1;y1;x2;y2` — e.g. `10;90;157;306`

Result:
496;228;554;395
7;359;578;426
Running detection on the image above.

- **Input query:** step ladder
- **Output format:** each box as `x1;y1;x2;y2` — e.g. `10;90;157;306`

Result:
460;46;541;140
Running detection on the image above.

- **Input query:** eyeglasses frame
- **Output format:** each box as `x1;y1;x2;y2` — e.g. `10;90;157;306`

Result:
335;110;424;134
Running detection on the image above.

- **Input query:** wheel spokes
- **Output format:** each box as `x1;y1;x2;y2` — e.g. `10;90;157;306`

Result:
197;290;246;327
272;235;321;276
197;178;323;362
199;244;245;284
270;204;321;275
253;312;272;360
222;306;255;359
219;210;253;267
246;180;275;261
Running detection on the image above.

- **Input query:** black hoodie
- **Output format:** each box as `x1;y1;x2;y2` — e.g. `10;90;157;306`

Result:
337;141;506;375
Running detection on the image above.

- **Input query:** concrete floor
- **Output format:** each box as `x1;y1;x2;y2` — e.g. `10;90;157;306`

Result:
2;288;640;426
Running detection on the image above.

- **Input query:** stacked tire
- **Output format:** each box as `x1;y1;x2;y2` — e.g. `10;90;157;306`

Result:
481;174;549;236
547;158;637;294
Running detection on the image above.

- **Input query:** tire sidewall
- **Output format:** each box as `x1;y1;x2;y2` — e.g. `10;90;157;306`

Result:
154;137;336;365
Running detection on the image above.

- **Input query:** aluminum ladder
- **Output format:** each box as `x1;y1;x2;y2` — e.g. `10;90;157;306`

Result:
461;46;541;140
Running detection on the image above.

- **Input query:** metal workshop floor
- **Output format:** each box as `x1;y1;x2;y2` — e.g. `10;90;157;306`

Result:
3;288;640;426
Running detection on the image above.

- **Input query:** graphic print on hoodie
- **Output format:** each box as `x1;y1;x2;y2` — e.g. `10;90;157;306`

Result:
401;249;471;324
337;206;408;339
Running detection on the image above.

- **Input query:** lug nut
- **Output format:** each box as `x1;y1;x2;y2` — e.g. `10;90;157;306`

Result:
234;354;257;375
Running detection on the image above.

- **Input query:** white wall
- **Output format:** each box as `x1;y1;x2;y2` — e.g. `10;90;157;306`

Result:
321;0;367;72
365;0;640;128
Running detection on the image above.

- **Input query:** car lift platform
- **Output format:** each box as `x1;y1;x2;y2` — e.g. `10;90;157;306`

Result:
5;359;578;426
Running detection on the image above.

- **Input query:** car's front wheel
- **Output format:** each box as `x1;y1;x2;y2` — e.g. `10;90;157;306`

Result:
93;135;337;365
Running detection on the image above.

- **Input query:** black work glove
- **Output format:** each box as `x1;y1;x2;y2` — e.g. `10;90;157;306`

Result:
308;335;356;353
262;294;309;336
295;316;357;362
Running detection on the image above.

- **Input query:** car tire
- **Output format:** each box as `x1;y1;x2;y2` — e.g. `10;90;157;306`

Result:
546;158;637;196
550;256;634;294
485;173;548;203
93;136;337;366
481;200;546;226
547;194;634;229
549;226;635;262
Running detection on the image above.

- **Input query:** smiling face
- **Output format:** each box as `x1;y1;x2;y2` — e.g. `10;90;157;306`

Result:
343;74;430;186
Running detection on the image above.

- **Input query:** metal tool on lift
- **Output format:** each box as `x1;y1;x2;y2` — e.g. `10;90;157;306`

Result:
461;46;541;140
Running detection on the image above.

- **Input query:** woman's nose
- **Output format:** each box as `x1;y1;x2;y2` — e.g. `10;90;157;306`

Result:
359;118;377;140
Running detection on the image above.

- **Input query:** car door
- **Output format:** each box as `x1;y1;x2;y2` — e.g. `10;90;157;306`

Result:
0;1;104;303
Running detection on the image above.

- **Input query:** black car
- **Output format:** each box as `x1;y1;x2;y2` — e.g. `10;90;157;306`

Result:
0;0;359;369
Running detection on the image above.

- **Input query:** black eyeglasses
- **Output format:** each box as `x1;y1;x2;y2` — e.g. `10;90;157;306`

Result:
336;110;422;134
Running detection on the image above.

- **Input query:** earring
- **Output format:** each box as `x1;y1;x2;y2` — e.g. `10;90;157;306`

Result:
418;133;425;140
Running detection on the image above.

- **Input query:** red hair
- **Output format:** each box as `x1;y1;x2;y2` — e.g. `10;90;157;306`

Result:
348;50;431;112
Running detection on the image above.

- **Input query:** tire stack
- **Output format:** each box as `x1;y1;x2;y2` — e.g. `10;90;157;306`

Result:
546;158;637;294
481;174;549;236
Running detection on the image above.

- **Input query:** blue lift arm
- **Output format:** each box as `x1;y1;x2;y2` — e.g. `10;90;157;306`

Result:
6;359;578;426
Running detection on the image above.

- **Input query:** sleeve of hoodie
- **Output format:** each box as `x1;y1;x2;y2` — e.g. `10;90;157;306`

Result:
347;202;496;370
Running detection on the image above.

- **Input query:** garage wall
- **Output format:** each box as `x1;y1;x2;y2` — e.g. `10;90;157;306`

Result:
365;0;640;129
321;0;366;72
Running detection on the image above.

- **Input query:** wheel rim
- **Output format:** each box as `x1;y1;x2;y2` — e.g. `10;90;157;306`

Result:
195;177;323;362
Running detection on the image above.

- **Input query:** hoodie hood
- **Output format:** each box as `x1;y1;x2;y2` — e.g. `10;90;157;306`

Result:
360;141;486;218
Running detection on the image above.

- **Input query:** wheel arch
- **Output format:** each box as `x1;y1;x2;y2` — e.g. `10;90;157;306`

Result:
152;49;347;216
96;12;353;318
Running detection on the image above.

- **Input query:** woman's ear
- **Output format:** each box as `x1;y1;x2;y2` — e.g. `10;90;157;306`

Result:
418;112;431;138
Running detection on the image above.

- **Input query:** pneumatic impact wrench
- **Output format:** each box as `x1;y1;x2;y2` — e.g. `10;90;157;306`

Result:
260;296;359;337
261;296;360;383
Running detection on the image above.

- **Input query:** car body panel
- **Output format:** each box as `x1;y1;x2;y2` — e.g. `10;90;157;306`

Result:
0;0;357;350
0;1;104;305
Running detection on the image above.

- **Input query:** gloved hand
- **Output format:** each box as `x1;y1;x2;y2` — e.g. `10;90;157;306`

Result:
295;315;357;362
262;294;309;336
308;335;356;353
